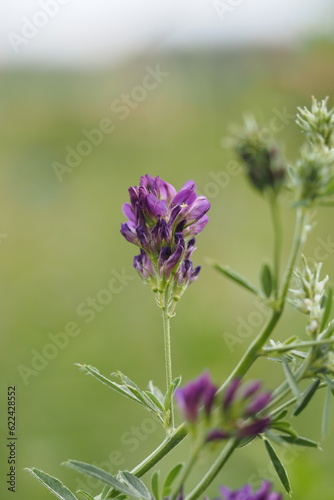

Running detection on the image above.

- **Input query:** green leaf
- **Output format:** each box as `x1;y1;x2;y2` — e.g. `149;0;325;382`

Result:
162;463;184;498
293;379;320;416
151;471;160;500
271;410;288;422
76;365;142;405
282;358;300;399
144;391;165;412
211;262;260;296
261;263;273;298
77;490;95;500
322;384;332;438
320;286;333;331
164;377;182;412
270;421;297;437
263;439;291;495
63;461;142;498
119;471;150;500
276;435;320;448
148;381;164;404
237;435;256;448
25;468;78;500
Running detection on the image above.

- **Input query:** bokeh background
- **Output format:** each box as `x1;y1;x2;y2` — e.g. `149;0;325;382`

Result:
1;1;334;499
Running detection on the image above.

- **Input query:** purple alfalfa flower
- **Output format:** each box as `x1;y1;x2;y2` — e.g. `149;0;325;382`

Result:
236;417;271;439
175;372;217;424
220;481;282;500
206;379;272;442
223;378;241;412
121;175;210;300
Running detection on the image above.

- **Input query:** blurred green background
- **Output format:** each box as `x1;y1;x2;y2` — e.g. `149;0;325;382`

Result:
1;39;334;500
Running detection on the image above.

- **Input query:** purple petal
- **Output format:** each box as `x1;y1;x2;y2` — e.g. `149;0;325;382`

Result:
136;226;148;246
186;214;209;237
223;378;241;412
244;392;272;416
242;380;262;399
237;417;271;438
128;186;139;206
187;197;211;222
163;244;184;278
158;247;171;266
172;189;197;207
206;429;230;442
181;180;196;191
147;193;168;217
158;179;177;201
120;223;137;244
122;202;136;222
253;481;271;500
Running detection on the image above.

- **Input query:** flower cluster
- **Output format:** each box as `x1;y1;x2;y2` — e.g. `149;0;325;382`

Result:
293;97;334;203
227;116;286;194
296;96;334;149
175;373;272;441
121;175;210;306
220;481;282;500
289;256;328;336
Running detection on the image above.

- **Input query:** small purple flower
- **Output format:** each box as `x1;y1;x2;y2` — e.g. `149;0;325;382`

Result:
120;175;210;300
206;379;272;442
175;372;217;423
220;481;282;500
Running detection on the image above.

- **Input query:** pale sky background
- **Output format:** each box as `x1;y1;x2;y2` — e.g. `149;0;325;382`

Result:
1;0;333;67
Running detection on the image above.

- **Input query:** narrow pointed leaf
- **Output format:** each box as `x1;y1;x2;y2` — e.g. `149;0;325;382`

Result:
211;262;260;295
63;461;141;498
148;381;164;404
164;377;182;411
293;379;320;416
271;410;288;422
120;471;151;500
270;421;297;437
282;358;300;399
25;468;78;500
261;263;273;298
320;287;333;331
162;463;184;498
237;435;256;448
263;439;291;495
276;435;320;448
77;490;95;500
76;365;142;404
151;470;160;500
322;384;332;438
144;391;165;412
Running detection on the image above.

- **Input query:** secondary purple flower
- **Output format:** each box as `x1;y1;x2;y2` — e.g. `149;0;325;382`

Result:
175;372;217;423
121;175;210;304
220;481;282;500
206;379;272;442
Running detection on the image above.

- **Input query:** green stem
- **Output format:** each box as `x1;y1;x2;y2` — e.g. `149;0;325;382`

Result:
162;288;174;429
184;439;239;500
270;196;282;299
261;337;334;353
131;424;187;478
102;208;308;500
171;443;202;500
280;207;306;307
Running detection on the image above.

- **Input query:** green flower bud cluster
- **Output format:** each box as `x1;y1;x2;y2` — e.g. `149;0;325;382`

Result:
289;256;328;336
